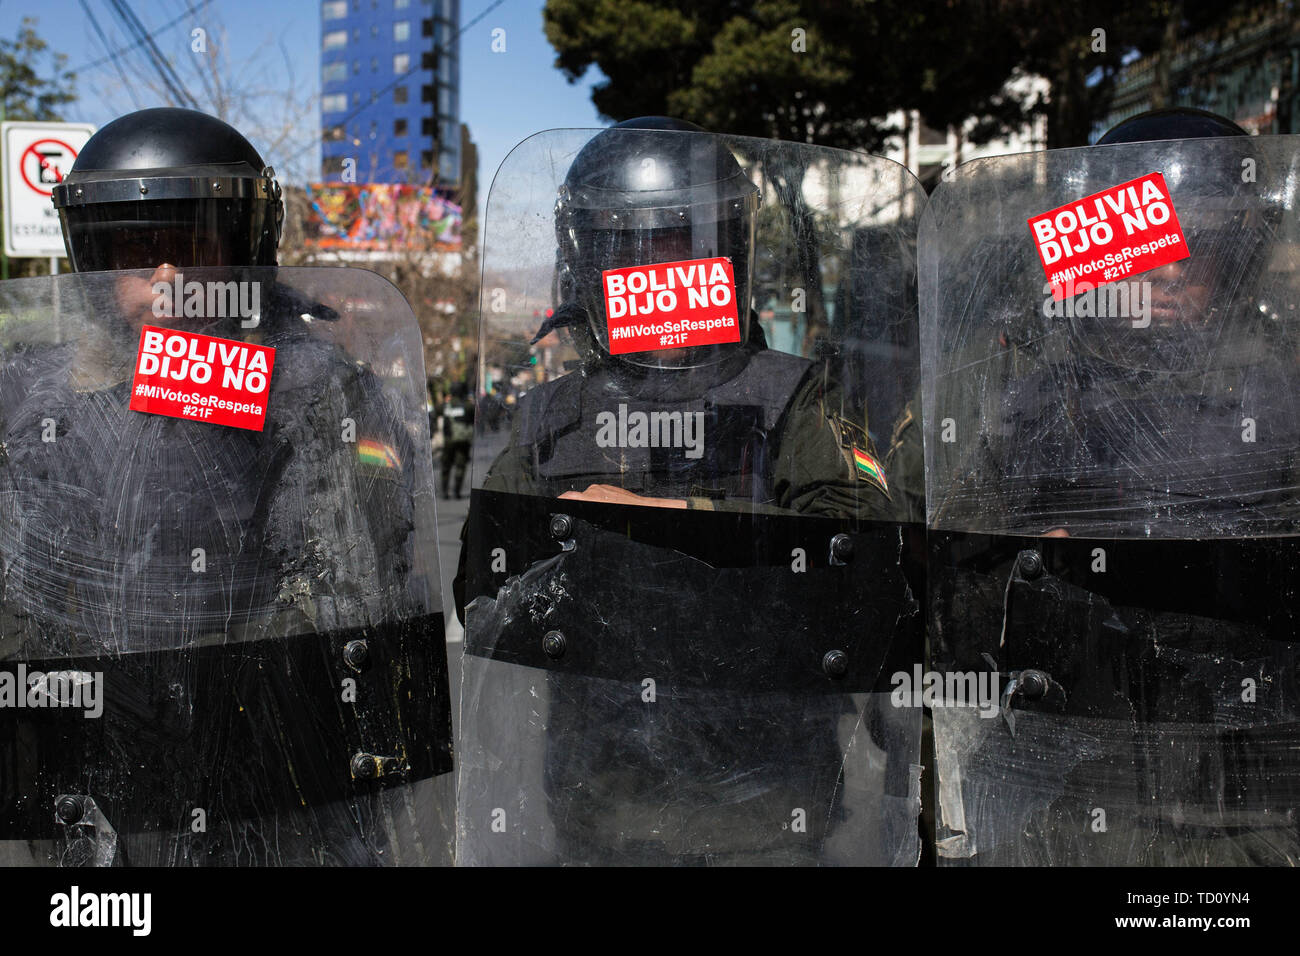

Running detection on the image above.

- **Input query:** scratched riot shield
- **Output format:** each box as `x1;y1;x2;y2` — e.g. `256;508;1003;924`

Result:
458;125;927;865
0;266;453;866
922;135;1300;864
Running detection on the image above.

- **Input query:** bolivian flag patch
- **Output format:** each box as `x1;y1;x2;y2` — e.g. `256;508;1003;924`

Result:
358;438;401;470
853;446;888;493
826;408;890;498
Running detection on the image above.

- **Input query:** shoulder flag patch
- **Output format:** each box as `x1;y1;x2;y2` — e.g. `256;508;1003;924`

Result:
852;446;889;493
358;438;401;470
825;407;891;498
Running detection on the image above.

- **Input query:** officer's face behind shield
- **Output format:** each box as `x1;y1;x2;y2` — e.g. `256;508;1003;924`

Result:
53;108;284;334
1065;215;1263;375
1064;113;1273;375
60;197;273;330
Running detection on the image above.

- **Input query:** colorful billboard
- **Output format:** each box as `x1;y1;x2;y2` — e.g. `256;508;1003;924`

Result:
305;183;462;250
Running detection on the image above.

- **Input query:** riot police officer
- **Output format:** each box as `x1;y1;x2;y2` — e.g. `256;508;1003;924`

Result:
924;107;1300;866
440;381;475;499
456;119;926;865
0;108;452;866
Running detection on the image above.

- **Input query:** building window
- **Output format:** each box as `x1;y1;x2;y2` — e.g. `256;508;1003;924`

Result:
394;118;408;136
325;124;346;141
370;56;378;72
353;59;361;74
421;150;432;169
394;21;410;42
323;155;347;177
395;0;410;8
394;53;410;74
322;61;346;83
394;85;408;104
322;1;346;19
322;93;348;112
322;30;347;50
371;24;379;37
352;91;361;106
394;151;409;169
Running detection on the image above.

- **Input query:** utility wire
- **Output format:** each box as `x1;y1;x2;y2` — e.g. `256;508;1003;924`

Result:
105;0;200;109
70;0;206;76
119;0;202;109
100;0;188;105
78;0;145;109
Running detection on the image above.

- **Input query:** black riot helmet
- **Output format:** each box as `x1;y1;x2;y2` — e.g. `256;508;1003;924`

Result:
1095;107;1249;145
1075;107;1275;373
52;108;284;272
554;117;759;369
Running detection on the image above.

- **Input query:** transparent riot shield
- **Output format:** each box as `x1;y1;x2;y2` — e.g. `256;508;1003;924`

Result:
922;136;1300;865
0;267;452;866
459;127;927;865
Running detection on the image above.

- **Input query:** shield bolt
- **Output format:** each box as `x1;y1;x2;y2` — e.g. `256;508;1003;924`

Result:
351;753;379;780
55;795;85;825
822;650;849;679
549;514;573;540
542;630;567;660
830;534;855;563
1017;550;1044;580
1018;669;1050;700
343;639;369;671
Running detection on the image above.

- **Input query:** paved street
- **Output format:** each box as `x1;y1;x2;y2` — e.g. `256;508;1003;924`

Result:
433;426;509;640
434;486;469;645
431;473;469;732
432;431;509;734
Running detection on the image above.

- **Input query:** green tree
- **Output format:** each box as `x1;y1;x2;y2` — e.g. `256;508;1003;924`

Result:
543;0;1263;151
0;17;76;121
544;0;1019;150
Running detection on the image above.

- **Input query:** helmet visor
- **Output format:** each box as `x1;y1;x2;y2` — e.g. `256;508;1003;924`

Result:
59;198;272;272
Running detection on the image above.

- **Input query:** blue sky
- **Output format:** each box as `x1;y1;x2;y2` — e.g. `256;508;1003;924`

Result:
0;0;606;211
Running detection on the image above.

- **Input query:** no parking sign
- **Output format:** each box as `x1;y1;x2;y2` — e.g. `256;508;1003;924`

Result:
2;121;95;258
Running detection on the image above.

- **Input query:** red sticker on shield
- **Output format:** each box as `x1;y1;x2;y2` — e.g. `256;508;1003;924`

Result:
129;326;276;431
1028;172;1189;300
603;256;742;354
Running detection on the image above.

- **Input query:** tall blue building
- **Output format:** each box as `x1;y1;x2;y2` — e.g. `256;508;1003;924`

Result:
320;0;461;188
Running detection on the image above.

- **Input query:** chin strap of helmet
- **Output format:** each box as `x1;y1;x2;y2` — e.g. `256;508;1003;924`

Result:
260;166;284;265
530;301;587;344
530;301;604;372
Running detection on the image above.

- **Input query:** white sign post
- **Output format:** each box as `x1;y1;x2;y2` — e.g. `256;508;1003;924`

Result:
2;121;96;270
